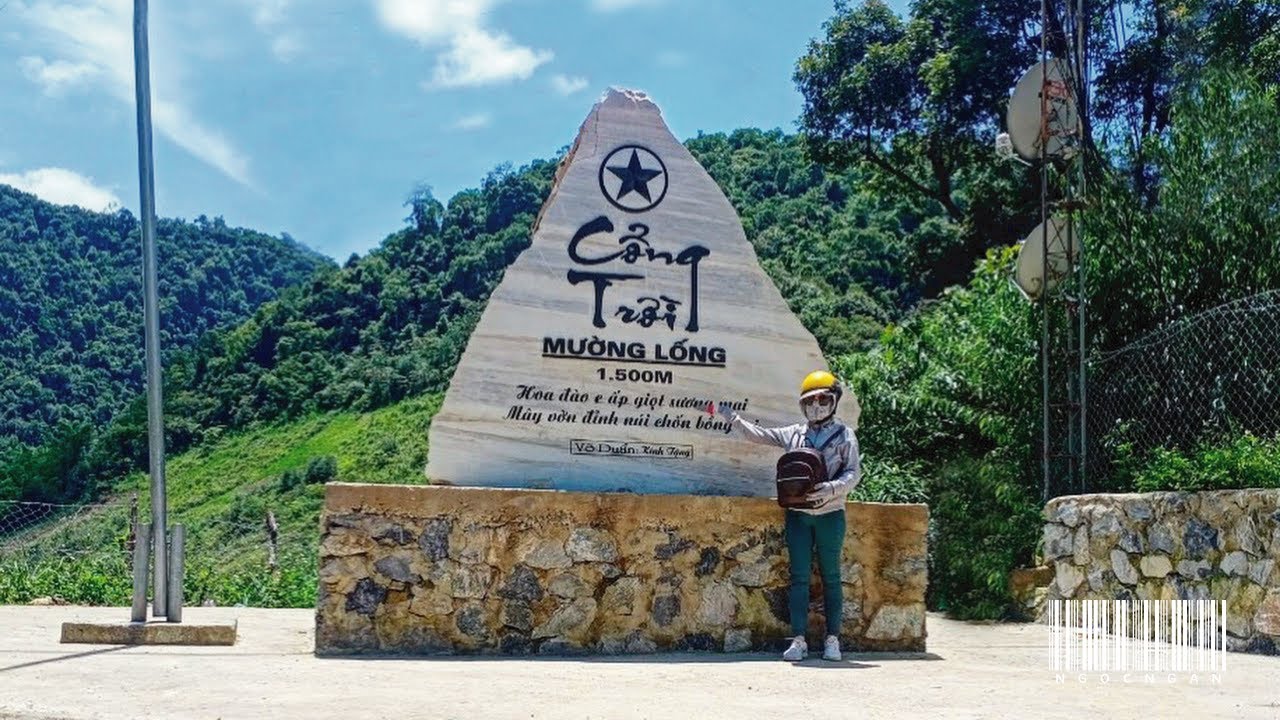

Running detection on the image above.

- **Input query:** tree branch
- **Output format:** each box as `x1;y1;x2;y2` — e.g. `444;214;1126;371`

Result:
861;137;965;222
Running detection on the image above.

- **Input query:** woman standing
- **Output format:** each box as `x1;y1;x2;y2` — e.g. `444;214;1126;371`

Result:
718;370;861;661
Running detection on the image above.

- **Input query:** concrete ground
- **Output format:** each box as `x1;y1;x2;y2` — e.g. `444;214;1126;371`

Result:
1;606;1278;720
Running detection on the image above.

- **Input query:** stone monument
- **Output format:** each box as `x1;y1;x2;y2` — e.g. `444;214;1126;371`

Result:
425;88;848;496
315;89;927;656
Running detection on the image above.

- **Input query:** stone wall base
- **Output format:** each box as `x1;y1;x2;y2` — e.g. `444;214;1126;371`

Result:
1043;490;1280;655
315;484;928;655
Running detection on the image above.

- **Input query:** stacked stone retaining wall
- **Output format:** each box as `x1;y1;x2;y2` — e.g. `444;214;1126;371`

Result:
1042;490;1280;654
315;484;928;655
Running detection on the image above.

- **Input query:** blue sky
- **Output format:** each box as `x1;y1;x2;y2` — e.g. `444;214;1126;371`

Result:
2;0;908;260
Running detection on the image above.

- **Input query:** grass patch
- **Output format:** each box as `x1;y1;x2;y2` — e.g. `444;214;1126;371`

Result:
0;394;440;607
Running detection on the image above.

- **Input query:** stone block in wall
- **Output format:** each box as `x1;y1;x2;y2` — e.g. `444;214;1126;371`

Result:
1256;589;1280;637
1009;565;1053;610
315;483;929;655
1042;524;1073;560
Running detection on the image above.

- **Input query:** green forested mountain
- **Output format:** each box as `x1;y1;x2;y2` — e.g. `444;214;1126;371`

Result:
0;185;333;454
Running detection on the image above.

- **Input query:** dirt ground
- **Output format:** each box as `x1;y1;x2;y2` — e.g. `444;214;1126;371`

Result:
1;606;1277;719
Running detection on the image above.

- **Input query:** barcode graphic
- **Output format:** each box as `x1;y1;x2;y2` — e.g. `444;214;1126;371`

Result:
1048;600;1228;673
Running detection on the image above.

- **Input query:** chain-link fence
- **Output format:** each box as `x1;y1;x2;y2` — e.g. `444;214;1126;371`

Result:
1087;290;1280;488
0;497;319;607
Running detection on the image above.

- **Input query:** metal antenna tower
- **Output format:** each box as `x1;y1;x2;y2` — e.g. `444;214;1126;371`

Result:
1037;0;1089;501
1002;0;1091;501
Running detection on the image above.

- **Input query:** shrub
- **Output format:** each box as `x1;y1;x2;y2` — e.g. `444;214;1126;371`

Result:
278;455;337;492
303;456;338;485
1131;434;1280;492
833;248;1042;619
926;453;1042;620
278;468;305;492
850;458;928;504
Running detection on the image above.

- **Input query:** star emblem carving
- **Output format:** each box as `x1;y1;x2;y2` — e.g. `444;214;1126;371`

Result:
597;145;669;213
607;149;663;203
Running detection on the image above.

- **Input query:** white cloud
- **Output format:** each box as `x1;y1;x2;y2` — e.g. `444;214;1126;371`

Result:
0;167;121;211
450;112;492;131
19;56;100;94
250;0;303;62
374;0;552;88
373;0;488;43
150;101;252;187
429;29;551;88
252;0;290;27
550;74;588;96
16;0;253;187
589;0;665;11
271;33;303;62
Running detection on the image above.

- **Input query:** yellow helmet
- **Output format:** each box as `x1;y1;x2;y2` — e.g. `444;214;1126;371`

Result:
800;370;842;400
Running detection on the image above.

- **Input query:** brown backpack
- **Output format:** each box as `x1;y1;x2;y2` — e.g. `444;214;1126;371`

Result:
774;428;847;509
775;448;828;509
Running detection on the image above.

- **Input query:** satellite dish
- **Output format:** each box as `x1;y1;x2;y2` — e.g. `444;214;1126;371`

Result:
1013;215;1080;301
1006;59;1080;162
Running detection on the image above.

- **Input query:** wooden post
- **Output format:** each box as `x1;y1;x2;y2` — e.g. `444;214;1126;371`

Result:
265;510;279;573
125;493;139;556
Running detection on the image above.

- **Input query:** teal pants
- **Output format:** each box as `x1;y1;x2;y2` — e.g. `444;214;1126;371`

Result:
784;508;846;637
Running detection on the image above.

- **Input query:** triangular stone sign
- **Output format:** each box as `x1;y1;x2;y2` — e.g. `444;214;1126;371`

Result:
426;88;840;497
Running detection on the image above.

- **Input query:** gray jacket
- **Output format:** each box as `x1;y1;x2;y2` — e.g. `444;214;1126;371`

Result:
729;415;861;515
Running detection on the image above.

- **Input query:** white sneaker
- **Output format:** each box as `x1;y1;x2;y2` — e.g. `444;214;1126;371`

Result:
823;635;842;661
782;636;807;661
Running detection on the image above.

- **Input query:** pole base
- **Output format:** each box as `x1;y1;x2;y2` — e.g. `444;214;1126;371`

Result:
60;620;236;646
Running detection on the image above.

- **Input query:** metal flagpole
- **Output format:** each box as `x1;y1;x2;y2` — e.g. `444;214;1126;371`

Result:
132;0;168;617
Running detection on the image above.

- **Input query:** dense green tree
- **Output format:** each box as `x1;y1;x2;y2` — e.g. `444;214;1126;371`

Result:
0;186;332;506
688;128;950;352
0;186;332;454
1091;0;1280;201
793;0;1041;295
1087;67;1280;350
793;0;1280;293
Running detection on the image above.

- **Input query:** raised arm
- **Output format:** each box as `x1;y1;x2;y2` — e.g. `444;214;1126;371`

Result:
717;403;791;448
